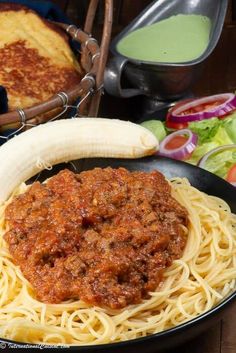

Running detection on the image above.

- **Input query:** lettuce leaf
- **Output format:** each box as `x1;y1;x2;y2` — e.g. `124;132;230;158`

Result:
204;149;236;179
188;126;234;166
223;113;236;143
188;118;221;144
188;142;218;165
211;125;234;145
141;120;166;141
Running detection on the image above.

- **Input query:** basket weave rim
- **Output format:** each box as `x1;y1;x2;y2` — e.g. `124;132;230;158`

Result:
0;0;114;127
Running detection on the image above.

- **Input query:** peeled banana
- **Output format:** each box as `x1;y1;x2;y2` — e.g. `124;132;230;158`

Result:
0;118;159;204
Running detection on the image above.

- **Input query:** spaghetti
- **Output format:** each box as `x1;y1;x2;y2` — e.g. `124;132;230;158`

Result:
0;177;235;345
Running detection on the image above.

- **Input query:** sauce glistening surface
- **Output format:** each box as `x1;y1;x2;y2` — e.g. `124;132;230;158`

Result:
4;168;188;309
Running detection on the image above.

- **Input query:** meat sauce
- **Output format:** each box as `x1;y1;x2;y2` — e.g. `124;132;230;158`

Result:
4;168;188;309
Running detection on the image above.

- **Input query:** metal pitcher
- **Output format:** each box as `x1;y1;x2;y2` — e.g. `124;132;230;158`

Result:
104;0;228;102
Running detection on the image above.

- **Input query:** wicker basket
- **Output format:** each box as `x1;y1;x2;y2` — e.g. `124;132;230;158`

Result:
0;0;113;138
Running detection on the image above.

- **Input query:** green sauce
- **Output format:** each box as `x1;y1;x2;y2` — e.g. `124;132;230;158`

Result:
117;14;211;63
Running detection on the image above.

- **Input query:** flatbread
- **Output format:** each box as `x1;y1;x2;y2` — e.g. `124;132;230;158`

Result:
0;3;82;111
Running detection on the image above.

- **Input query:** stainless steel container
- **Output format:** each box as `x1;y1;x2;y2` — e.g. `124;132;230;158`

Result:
104;0;228;101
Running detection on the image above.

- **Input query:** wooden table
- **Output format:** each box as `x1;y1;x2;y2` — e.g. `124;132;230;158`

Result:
165;287;236;353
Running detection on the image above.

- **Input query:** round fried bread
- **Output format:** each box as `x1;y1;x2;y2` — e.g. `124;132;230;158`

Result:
0;3;82;112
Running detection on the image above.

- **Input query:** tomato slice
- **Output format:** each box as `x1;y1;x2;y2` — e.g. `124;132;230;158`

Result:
166;99;195;130
165;135;188;150
166;116;188;130
226;164;236;183
180;99;226;115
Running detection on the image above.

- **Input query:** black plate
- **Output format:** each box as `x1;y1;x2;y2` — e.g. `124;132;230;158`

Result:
2;156;236;352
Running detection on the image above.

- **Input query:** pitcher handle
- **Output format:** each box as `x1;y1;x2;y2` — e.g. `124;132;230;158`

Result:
104;56;143;98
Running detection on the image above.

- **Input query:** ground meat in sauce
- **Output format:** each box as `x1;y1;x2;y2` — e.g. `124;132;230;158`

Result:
4;168;188;309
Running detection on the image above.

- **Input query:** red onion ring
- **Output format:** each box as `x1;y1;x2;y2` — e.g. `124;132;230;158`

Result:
158;129;198;160
169;93;236;123
198;144;236;168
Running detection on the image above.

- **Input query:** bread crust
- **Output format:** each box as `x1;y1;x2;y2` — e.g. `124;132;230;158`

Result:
0;3;82;113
